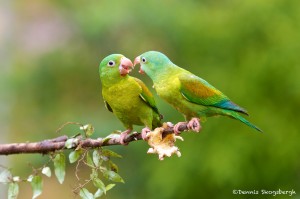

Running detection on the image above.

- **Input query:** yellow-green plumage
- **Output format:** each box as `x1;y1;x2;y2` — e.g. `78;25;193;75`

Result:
136;51;262;132
99;54;162;133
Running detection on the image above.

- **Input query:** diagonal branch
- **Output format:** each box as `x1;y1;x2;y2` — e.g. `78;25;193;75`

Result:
0;123;189;156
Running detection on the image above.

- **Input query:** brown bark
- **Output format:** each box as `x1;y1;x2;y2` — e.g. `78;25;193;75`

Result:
0;123;189;155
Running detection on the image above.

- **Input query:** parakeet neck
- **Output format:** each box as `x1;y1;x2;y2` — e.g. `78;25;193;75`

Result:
100;74;129;87
147;64;178;84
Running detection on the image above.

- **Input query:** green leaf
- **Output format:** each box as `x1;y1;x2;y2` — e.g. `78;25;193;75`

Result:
92;178;106;195
53;153;66;184
109;161;118;173
105;184;115;191
94;189;104;198
12;176;20;182
103;170;124;183
102;149;122;158
0;169;12;184
27;175;33;182
100;155;109;162
102;132;121;145
85;124;95;137
69;149;83;164
31;175;43;199
93;150;100;167
42;167;51;178
8;182;19;199
90;168;98;180
102;137;111;145
79;188;94;199
86;153;94;167
65;138;75;149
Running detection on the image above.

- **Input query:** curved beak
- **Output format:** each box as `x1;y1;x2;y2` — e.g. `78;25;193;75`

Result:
134;56;140;67
119;57;133;76
134;56;145;74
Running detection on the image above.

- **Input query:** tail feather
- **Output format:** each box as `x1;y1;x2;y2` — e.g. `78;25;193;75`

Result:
229;112;263;133
215;100;249;116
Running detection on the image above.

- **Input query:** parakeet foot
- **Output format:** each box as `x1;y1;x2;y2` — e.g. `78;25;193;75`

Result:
141;127;151;141
119;129;132;145
187;117;201;132
173;122;187;135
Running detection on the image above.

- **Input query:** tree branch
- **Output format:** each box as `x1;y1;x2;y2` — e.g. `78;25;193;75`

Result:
0;123;189;156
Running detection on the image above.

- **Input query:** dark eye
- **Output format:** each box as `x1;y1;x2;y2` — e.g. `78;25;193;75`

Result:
141;57;147;63
107;60;115;67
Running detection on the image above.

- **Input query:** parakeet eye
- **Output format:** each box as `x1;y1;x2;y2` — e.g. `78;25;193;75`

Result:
141;57;147;63
107;60;115;67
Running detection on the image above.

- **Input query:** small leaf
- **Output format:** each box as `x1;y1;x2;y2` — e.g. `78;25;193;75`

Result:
85;124;95;137
102;149;122;158
80;125;88;130
93;150;100;167
94;189;104;198
102;137;111;145
79;188;94;199
103;170;124;183
8;182;19;199
108;161;118;173
69;149;83;164
105;184;115;191
53;153;66;184
65;138;75;149
86;153;94;167
90;168;98;180
0;169;12;184
27;175;33;182
93;178;106;195
100;155;109;162
31;175;43;199
42;167;51;177
102;132;120;145
12;176;20;182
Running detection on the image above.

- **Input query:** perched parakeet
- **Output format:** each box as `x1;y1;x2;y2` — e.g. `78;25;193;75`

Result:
134;51;262;133
99;54;162;145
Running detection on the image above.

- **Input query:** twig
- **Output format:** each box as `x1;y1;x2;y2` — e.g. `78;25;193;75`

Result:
0;123;189;156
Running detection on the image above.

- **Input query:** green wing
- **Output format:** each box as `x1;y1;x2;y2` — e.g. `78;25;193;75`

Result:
104;100;113;112
179;73;248;114
133;78;160;115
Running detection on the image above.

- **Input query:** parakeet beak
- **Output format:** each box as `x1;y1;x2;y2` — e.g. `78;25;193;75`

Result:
119;57;133;76
134;56;145;74
134;56;140;66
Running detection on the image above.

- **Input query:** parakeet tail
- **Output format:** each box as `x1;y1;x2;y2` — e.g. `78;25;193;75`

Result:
229;112;263;133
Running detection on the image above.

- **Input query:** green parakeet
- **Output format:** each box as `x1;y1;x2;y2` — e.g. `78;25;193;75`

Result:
134;51;262;133
99;54;162;145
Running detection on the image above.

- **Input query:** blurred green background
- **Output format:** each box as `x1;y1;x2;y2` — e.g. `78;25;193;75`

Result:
1;0;300;198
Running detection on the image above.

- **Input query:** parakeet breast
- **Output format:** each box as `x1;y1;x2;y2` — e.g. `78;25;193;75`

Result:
102;77;155;128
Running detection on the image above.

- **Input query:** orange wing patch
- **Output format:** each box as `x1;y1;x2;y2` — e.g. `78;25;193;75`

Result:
180;74;222;99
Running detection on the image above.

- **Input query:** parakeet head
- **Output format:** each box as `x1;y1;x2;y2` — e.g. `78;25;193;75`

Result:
99;54;133;80
134;51;172;79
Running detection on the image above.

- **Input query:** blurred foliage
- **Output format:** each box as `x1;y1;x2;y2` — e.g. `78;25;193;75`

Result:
1;0;300;198
0;142;124;199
